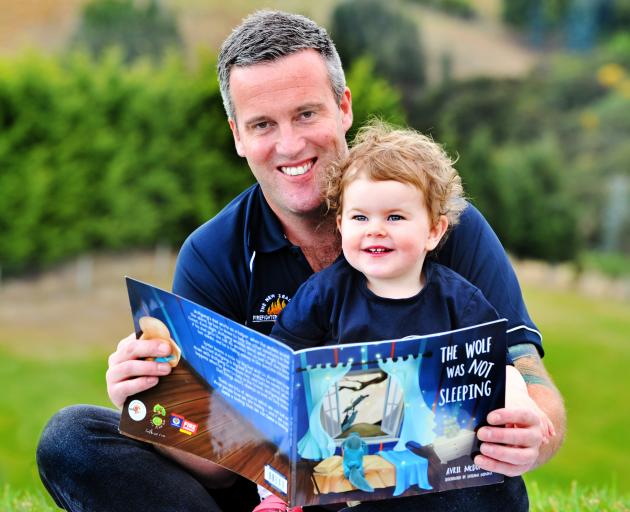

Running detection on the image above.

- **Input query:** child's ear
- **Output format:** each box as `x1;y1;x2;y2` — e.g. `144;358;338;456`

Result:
336;214;342;231
426;215;448;251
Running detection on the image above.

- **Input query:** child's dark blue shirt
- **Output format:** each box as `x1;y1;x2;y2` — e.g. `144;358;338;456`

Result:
271;257;500;350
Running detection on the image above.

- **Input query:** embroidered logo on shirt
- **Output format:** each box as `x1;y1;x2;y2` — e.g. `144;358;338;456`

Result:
252;293;290;323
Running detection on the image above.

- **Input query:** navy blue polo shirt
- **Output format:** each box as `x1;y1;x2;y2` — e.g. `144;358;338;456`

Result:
271;257;500;350
172;184;543;354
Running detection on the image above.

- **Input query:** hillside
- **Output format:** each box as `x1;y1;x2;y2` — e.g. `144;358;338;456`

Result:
0;0;539;83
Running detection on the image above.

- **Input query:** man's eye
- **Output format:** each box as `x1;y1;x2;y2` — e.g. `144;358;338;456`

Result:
352;215;367;221
300;111;315;120
388;215;404;221
254;121;269;130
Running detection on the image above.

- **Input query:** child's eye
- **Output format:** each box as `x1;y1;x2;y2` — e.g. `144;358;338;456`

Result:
388;214;404;221
352;215;368;221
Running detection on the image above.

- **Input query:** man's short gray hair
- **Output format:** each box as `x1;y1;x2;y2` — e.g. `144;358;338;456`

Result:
218;10;346;120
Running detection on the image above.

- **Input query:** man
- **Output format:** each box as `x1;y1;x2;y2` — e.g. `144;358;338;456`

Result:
37;10;565;512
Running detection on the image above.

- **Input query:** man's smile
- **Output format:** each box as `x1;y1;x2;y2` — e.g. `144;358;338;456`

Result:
279;158;316;176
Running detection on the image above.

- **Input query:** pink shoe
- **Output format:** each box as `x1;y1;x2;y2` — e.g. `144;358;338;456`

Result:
252;494;303;512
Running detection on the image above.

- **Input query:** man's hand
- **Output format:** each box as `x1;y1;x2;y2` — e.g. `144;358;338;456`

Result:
107;334;237;486
106;332;173;409
504;364;555;442
474;407;546;477
474;343;566;477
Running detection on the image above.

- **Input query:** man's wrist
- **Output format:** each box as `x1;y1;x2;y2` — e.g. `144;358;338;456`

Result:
509;343;566;466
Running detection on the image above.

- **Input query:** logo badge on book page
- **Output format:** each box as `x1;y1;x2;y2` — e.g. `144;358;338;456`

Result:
170;413;185;429
180;419;198;435
128;400;147;421
150;403;167;429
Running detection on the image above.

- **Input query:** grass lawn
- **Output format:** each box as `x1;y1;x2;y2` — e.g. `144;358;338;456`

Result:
0;280;628;505
0;348;110;494
522;284;630;492
2;480;629;512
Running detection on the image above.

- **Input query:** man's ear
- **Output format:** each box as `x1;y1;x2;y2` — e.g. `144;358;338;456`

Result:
228;118;245;157
426;215;449;251
340;87;353;134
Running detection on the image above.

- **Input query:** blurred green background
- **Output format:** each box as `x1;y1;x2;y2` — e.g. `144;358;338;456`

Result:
0;0;628;508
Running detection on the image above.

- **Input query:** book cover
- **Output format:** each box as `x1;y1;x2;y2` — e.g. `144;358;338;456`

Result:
120;277;507;507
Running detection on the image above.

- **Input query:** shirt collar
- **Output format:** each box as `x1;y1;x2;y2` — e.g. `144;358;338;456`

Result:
248;185;292;253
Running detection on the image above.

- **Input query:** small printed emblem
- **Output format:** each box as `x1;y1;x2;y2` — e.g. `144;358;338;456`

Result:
252;293;290;323
128;400;146;421
169;413;198;436
170;413;185;429
180;419;199;436
150;403;167;429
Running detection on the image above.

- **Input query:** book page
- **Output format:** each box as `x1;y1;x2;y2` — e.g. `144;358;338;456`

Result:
120;278;295;497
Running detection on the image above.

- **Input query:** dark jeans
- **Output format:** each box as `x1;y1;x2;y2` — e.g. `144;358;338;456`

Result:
37;405;528;512
340;477;528;511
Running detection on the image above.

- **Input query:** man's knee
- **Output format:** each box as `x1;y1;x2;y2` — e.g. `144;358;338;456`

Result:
37;405;118;474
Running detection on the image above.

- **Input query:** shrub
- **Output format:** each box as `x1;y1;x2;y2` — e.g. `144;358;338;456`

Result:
70;0;183;63
0;50;251;274
406;0;476;19
0;51;407;275
345;57;407;141
330;0;426;95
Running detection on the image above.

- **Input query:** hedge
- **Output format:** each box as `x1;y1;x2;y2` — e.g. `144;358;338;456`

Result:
0;50;404;275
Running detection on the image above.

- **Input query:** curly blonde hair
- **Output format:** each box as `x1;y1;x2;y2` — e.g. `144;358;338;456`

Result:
325;120;466;231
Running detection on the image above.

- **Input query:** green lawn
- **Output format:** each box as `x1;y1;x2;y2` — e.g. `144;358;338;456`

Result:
0;349;110;493
1;282;628;505
522;285;630;492
2;480;629;512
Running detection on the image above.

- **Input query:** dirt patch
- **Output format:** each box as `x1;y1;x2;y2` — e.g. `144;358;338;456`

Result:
408;4;539;83
0;250;176;359
0;0;83;55
3;250;627;362
513;259;630;303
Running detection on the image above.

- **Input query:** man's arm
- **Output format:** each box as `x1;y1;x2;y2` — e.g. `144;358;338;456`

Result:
510;342;566;466
474;343;565;476
440;205;565;472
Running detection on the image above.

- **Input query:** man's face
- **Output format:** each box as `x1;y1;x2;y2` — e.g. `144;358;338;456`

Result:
228;50;353;219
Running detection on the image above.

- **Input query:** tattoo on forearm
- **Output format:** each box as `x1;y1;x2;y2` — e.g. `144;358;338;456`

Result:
509;343;555;388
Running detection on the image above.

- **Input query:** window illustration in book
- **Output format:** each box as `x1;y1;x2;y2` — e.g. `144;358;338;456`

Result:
120;278;507;507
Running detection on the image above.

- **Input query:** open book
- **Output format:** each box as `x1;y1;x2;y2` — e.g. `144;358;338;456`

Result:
120;277;507;507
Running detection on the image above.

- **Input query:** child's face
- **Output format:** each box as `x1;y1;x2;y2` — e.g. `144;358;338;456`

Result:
337;177;446;297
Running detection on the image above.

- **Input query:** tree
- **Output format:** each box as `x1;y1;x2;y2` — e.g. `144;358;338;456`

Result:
70;0;182;63
330;0;426;97
345;57;406;142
